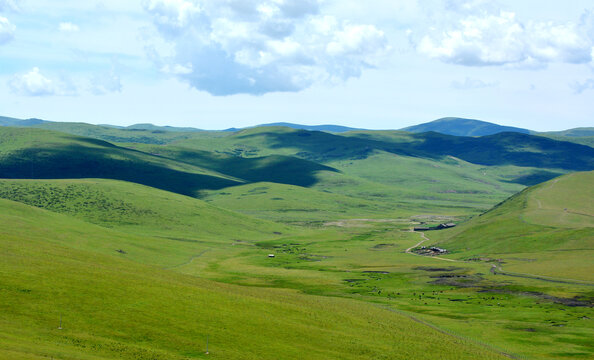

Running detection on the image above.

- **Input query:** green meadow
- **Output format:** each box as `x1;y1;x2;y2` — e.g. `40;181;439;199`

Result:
0;125;592;359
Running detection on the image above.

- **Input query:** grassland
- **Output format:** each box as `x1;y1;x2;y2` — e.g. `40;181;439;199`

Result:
1;124;593;359
0;197;512;360
426;172;594;282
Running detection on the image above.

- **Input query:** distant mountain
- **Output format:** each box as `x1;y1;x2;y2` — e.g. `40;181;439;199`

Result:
401;117;531;137
258;122;362;133
0;116;48;127
539;127;594;137
125;123;204;132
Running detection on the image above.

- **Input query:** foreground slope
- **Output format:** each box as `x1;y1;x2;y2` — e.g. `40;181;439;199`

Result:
431;171;594;281
0;198;505;360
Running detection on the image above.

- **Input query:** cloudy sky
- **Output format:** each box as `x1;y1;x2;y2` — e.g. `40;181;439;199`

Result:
0;0;593;130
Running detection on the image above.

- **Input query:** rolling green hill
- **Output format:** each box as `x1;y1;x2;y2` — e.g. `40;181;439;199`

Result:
1;121;593;359
429;171;594;281
0;178;288;241
540;127;594;137
0;198;504;360
401;117;531;136
0;127;241;196
125;144;338;188
173;126;594;172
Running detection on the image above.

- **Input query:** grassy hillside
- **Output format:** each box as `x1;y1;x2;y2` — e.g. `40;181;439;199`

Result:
429;172;594;281
202;181;397;223
0;127;241;196
401;117;531;136
0;198;504;360
0;178;288;241
173;126;594;172
34;121;203;145
129;144;527;217
125;144;338;188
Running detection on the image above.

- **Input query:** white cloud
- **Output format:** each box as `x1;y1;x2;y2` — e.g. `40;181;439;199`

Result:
142;0;389;95
8;67;77;96
9;67;57;96
451;77;498;89
0;16;15;44
59;22;80;32
417;9;594;67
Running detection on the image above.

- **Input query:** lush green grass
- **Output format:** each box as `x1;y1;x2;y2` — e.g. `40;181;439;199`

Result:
202;181;398;223
429;172;594;281
2;124;593;359
0;198;508;360
0;178;288;241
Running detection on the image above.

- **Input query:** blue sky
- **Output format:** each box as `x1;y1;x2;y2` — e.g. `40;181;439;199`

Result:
0;0;593;130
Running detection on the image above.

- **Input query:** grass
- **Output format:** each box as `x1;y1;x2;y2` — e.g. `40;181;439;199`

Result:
1;124;593;359
428;171;594;281
0;178;289;241
0;198;507;360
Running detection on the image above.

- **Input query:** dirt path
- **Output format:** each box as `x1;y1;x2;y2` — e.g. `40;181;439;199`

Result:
405;231;430;253
406;230;594;286
405;230;465;263
168;249;210;270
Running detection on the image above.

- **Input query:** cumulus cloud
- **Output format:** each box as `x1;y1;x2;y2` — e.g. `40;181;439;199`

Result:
417;8;594;67
8;67;77;96
451;77;498;89
142;0;389;95
0;16;14;44
59;22;80;32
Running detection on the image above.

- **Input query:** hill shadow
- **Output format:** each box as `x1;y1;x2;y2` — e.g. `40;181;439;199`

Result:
153;148;339;188
0;145;239;197
234;129;594;171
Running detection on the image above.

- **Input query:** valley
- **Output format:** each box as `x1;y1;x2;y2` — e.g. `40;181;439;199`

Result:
0;119;592;359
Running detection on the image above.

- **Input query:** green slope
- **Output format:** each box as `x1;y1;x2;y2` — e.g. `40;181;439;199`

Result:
0;178;288;241
0;198;506;360
125;144;338;188
0;127;240;196
34;122;204;144
430;172;594;281
173;126;594;172
202;181;396;223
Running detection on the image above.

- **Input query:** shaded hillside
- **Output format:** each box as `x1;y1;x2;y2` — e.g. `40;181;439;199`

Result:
127;144;338;188
401;117;530;136
175;126;594;173
0;127;240;196
407;131;594;171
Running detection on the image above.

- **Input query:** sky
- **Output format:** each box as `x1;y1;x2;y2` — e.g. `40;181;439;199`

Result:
0;0;593;131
